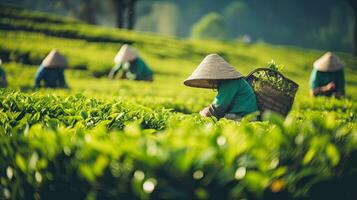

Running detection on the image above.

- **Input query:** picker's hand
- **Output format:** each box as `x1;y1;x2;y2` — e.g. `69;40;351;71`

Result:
325;82;336;91
199;107;212;117
312;82;337;96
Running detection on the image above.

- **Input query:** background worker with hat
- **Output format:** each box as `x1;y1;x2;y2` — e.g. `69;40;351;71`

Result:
108;44;154;81
309;52;345;97
0;59;8;88
184;54;258;121
35;49;69;88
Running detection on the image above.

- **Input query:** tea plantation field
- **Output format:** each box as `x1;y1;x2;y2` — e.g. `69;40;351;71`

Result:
0;5;357;200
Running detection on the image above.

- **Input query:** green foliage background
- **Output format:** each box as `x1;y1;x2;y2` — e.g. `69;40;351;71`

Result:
190;12;229;40
1;0;354;52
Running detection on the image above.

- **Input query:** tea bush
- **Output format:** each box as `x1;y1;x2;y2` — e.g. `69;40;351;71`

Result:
0;92;356;199
0;90;176;133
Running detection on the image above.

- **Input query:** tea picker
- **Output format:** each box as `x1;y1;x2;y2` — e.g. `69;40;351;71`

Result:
108;44;154;81
184;54;259;121
34;49;69;89
184;54;299;121
309;52;345;98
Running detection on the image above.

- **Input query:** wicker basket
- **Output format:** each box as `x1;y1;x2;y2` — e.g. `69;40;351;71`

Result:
245;68;299;117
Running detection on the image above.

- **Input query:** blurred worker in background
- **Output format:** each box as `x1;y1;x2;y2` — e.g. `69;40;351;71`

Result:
184;54;259;121
108;44;153;81
309;52;345;98
0;59;8;88
35;49;69;88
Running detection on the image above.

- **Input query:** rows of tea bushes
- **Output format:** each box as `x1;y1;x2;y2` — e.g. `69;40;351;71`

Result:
1;90;355;133
0;4;135;44
2;4;357;99
0;5;197;74
0;90;175;133
290;97;356;126
0;90;357;200
0;5;193;56
0;31;118;72
0;4;80;24
0;29;198;74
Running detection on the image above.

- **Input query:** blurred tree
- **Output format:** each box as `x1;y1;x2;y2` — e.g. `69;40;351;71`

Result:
223;1;252;39
190;12;229;40
111;0;138;29
135;1;178;36
135;1;156;32
346;0;357;55
54;0;77;17
318;4;353;51
78;0;96;24
57;0;71;11
111;0;125;28
127;0;137;29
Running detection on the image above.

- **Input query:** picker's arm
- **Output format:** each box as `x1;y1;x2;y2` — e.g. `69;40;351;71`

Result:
34;66;45;88
108;63;123;79
310;82;336;96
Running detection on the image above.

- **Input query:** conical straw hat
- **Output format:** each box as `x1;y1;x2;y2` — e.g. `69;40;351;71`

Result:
184;54;243;89
114;44;138;64
41;49;68;68
313;52;344;72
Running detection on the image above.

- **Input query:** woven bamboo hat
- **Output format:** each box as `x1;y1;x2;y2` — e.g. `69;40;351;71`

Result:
184;54;243;89
114;44;138;64
313;52;344;72
41;49;68;68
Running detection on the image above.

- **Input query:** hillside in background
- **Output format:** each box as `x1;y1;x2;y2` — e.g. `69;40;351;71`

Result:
1;4;356;101
0;0;355;53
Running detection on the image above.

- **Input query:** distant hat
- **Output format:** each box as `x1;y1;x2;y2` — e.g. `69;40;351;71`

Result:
41;49;68;68
184;54;243;89
313;52;344;72
114;44;138;64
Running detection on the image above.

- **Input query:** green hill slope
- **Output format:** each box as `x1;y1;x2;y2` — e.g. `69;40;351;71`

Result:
0;4;356;102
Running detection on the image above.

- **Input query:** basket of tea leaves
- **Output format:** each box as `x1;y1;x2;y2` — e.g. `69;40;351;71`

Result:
245;60;299;117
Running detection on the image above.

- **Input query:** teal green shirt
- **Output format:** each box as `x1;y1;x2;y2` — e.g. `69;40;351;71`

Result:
0;66;7;87
309;68;345;96
213;79;258;117
0;67;5;77
109;57;153;80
